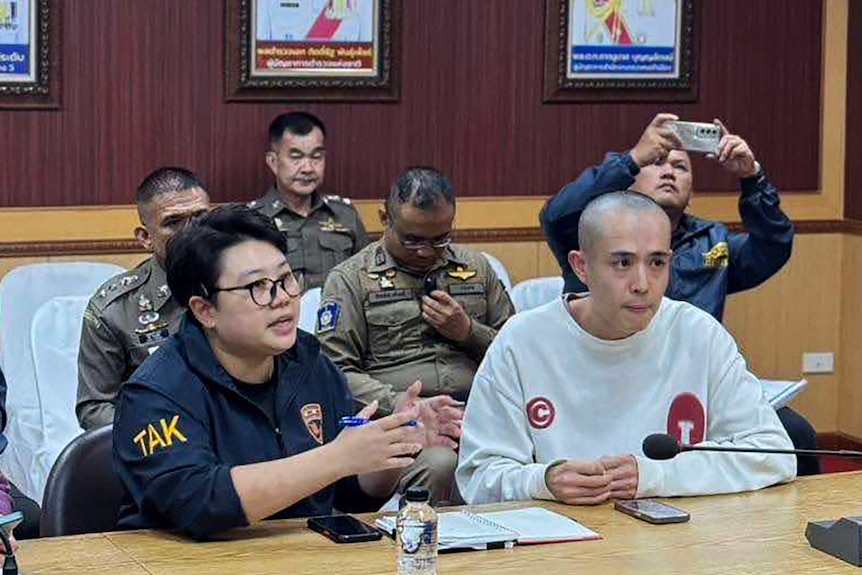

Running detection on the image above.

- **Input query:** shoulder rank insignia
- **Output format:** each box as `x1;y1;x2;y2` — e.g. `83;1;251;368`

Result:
247;199;260;209
317;301;341;333
448;266;477;281
138;293;153;312
702;242;730;269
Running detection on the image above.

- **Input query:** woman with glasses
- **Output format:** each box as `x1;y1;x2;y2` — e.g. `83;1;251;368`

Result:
113;205;430;540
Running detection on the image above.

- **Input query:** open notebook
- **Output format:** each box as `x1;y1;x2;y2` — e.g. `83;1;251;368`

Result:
376;507;600;551
762;379;808;410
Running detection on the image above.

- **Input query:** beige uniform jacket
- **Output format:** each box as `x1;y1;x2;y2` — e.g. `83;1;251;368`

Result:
317;241;515;414
249;188;370;290
76;257;184;430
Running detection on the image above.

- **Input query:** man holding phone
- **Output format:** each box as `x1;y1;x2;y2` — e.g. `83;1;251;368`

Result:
540;113;819;476
457;192;796;505
318;167;515;504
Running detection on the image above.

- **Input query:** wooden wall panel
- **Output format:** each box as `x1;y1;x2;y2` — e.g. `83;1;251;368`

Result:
724;234;843;431
845;0;862;220
838;235;862;437
0;0;822;208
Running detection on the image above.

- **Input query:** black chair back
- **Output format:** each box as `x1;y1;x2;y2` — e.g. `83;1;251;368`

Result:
40;425;123;537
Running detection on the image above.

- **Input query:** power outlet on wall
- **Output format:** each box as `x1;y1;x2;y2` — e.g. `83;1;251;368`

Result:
802;352;834;374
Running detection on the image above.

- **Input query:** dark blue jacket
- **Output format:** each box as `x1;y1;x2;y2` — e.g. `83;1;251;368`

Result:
540;152;795;321
114;317;382;539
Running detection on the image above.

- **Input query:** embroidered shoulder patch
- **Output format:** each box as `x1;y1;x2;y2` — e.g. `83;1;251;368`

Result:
317;301;341;333
702;242;729;268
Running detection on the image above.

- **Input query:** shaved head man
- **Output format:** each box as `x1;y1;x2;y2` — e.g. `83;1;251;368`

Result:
457;191;795;507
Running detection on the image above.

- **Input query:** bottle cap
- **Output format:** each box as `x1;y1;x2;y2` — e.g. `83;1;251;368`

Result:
405;486;430;502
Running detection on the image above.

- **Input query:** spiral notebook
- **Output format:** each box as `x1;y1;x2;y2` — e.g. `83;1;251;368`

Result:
375;507;600;551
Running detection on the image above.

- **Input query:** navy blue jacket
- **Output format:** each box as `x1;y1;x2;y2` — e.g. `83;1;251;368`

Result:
114;317;382;539
540;152;795;321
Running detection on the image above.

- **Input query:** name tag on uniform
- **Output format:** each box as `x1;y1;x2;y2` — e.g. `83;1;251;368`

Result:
449;283;485;296
369;289;414;304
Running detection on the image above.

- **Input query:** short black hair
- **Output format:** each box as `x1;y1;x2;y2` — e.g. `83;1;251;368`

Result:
386;167;456;217
165;204;288;309
136;167;207;206
268;111;327;148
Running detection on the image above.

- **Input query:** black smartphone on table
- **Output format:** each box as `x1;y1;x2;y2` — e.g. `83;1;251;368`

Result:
307;515;383;543
614;499;690;524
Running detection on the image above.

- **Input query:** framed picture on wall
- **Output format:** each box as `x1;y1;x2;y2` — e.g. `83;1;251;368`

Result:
543;0;697;102
0;0;60;109
225;0;400;102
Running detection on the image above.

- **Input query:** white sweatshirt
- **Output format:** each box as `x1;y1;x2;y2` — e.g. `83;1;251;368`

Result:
456;297;796;504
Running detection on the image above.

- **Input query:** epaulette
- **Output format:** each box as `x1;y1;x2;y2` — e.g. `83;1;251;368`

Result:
247;199;262;210
91;268;149;312
324;194;352;206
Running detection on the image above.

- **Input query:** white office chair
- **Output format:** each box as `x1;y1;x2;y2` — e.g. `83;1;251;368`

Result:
481;252;513;292
509;277;565;312
299;287;323;334
29;296;91;505
0;261;125;502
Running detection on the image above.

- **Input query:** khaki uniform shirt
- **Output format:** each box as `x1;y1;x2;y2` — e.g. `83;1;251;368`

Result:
76;257;184;430
249;188;370;290
317;241;515;414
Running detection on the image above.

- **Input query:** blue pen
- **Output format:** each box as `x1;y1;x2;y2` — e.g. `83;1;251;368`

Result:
339;416;418;428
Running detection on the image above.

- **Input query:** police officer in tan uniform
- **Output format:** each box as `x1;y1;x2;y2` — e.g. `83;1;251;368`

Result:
249;112;369;291
318;167;515;502
76;168;210;430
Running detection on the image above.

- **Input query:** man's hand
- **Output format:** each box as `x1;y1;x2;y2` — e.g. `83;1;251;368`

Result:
713;119;759;179
394;381;464;450
630;113;683;168
600;454;639;500
422;291;472;343
545;459;612;505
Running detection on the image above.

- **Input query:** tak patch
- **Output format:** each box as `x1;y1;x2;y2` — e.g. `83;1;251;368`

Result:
526;397;556;429
133;415;188;457
317;301;341;333
301;403;324;444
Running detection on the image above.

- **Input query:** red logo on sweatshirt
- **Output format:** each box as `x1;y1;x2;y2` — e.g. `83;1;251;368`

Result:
526;397;556;429
667;392;705;445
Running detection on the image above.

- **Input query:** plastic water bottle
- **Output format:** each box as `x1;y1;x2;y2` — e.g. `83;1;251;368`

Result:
396;486;438;575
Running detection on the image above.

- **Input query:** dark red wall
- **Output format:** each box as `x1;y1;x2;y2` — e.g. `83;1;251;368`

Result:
846;0;862;221
0;0;823;207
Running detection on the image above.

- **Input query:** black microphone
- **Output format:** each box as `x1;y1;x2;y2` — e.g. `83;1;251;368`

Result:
642;433;862;461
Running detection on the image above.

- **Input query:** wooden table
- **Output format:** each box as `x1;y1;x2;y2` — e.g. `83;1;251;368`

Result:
18;472;862;574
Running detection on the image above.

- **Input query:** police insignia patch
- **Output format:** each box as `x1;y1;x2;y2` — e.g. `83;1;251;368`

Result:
702;242;730;269
317;301;341;333
301;403;324;444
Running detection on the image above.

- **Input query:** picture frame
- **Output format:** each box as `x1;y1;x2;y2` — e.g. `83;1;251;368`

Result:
0;0;61;109
225;0;400;102
543;0;697;103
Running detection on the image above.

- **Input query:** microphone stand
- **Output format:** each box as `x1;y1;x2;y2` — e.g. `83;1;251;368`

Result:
0;529;17;575
680;444;862;457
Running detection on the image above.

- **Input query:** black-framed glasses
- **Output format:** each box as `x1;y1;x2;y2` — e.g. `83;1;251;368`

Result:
389;225;452;251
211;271;301;307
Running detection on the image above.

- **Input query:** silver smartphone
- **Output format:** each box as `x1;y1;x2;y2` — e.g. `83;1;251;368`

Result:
614;499;690;524
669;121;721;155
